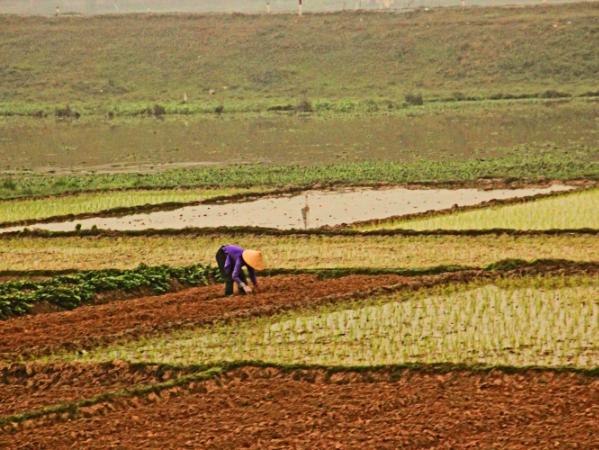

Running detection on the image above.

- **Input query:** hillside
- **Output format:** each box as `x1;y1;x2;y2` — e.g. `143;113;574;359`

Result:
0;2;598;112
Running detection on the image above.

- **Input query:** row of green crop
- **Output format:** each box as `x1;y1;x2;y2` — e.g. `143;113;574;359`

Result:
3;151;599;200
2;91;597;118
0;264;221;319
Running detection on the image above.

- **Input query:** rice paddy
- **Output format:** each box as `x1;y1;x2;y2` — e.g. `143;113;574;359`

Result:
355;188;599;231
0;188;260;225
59;275;599;369
2;4;598;447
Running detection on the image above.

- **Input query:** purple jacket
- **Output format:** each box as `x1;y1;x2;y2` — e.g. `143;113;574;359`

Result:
222;245;257;285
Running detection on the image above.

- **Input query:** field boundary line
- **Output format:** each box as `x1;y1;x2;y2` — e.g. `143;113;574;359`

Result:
1;177;594;204
3;226;599;239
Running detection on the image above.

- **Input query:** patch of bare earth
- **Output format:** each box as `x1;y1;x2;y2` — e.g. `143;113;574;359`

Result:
1;366;597;449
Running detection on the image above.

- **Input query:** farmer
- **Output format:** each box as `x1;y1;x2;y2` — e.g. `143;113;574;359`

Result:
215;245;265;296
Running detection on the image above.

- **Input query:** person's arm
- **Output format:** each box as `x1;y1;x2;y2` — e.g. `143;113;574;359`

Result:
247;266;257;287
232;257;253;293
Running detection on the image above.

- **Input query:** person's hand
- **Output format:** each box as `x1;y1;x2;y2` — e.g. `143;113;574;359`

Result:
241;283;253;294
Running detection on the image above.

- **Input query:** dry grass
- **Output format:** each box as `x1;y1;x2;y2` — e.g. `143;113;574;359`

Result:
1;233;597;272
1;3;597;108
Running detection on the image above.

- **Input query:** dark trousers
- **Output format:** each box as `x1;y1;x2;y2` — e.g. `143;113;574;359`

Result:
216;247;247;296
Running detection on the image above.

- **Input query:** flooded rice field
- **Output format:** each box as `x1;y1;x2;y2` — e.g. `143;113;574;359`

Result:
6;185;573;232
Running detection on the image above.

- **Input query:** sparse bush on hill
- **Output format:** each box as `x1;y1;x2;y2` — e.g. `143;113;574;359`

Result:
54;105;80;119
404;93;423;106
539;90;570;99
149;104;166;117
1;179;16;190
296;98;313;113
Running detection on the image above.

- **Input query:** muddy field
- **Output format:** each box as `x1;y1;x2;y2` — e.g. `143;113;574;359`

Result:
2;273;480;360
3;185;573;233
1;365;597;449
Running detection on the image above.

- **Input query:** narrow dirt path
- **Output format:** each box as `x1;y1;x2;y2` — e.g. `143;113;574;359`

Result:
0;273;480;360
2;366;597;449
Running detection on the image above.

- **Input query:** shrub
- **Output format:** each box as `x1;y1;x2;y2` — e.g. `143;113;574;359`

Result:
539;90;570;99
54;105;81;119
404;93;423;106
296;98;314;113
151;104;166;117
1;179;16;190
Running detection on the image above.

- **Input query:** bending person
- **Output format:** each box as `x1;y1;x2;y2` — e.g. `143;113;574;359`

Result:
215;245;265;296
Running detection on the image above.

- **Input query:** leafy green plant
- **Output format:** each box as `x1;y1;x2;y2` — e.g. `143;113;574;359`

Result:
0;264;221;319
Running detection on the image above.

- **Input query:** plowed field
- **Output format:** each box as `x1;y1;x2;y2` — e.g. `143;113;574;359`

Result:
0;273;482;361
0;361;196;417
2;366;597;449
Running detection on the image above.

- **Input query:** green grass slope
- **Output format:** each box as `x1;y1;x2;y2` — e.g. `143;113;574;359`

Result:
1;3;598;112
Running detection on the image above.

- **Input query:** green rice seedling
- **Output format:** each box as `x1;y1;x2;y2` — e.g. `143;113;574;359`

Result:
0;188;259;224
356;188;599;231
49;274;599;370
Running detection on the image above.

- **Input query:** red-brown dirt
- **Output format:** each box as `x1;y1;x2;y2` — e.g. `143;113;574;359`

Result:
0;272;483;360
0;361;195;417
2;366;597;449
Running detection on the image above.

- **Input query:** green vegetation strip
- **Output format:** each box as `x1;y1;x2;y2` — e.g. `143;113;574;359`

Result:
356;188;599;231
0;188;263;225
54;274;598;370
3;154;599;200
0;264;219;319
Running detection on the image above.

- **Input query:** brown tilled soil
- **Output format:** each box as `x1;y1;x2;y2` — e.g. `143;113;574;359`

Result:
0;361;194;417
0;273;480;360
2;366;598;449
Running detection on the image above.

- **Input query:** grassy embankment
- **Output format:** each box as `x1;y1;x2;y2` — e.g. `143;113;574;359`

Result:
1;4;598;114
50;274;599;369
2;233;597;272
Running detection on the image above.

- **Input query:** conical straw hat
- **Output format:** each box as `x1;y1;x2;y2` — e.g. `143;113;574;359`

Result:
243;249;265;271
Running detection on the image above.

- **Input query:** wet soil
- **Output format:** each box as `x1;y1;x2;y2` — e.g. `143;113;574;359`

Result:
0;273;479;361
2;366;597;449
2;185;573;233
